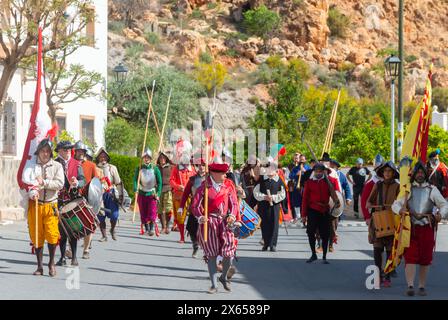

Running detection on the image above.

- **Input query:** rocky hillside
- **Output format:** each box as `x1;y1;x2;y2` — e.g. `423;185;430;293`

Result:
108;0;448;130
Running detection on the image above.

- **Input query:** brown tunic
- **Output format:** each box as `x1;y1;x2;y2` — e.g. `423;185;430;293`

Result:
158;164;173;193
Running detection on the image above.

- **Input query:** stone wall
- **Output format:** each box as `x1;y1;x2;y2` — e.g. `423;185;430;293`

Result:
0;157;25;220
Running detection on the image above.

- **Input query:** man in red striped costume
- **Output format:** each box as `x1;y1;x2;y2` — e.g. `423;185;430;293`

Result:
191;160;240;294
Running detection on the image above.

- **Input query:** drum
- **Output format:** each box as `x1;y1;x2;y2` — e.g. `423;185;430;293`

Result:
372;209;395;238
59;198;97;240
234;200;261;239
329;190;345;217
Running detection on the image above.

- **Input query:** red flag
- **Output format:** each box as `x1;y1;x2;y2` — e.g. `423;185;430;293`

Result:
17;27;58;191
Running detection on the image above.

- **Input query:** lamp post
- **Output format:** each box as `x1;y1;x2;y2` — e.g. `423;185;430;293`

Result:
297;114;309;143
398;0;404;161
113;63;129;84
385;55;401;163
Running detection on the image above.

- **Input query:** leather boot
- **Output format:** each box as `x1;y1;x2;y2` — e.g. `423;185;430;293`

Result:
47;243;57;277
149;222;155;236
110;220;117;240
33;247;44;275
99;221;107;242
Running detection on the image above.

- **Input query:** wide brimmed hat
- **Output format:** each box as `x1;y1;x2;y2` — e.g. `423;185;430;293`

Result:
55;140;74;151
95;147;110;163
375;161;399;179
320;152;331;162
329;159;341;168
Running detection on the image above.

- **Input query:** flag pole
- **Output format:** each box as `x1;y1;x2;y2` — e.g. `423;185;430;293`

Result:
35;197;38;250
133;80;156;223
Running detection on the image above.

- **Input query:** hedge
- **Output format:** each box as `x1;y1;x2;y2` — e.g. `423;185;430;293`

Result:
109;153;140;199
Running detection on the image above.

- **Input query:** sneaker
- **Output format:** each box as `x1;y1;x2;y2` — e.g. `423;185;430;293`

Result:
65;249;72;259
192;248;199;258
270;246;277;252
82;251;90;259
99;236;108;242
406;286;415;297
56;258;66;266
218;276;231;292
418;288;427;296
306;254;318;263
207;287;218;294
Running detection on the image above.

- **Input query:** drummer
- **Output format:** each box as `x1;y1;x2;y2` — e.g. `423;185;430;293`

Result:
253;157;286;252
366;161;400;288
55;141;86;267
74;141;99;259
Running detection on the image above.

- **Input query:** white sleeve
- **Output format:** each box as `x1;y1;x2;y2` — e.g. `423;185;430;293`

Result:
391;196;405;215
253;184;265;202
272;186;286;204
430;186;448;218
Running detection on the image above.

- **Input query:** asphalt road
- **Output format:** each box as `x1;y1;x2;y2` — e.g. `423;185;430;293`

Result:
1;213;447;300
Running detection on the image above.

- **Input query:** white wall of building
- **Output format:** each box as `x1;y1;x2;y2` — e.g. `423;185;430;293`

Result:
432;105;448;131
0;0;108;159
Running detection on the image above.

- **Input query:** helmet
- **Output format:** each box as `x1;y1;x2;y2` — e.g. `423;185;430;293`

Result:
35;139;54;155
74;140;88;152
374;154;385;168
95;147;110;163
86;147;94;159
142;148;153;159
55;140;73;152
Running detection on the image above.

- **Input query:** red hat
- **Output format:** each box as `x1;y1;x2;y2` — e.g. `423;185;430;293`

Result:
209;162;230;173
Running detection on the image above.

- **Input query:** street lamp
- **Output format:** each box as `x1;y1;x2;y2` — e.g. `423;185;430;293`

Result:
385;55;401;163
297;114;309;143
113;63;129;84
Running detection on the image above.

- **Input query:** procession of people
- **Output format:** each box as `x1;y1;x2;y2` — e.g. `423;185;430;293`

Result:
17;132;448;297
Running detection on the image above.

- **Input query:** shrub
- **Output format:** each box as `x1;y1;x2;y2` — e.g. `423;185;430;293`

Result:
405;55;418;63
109;153;140;199
433;87;448;112
327;7;350;38
108;21;125;34
207;2;218;10
193;60;228;94
192;9;204;19
376;47;398;58
199;51;213;64
144;32;160;46
223;48;239;58
243;5;281;51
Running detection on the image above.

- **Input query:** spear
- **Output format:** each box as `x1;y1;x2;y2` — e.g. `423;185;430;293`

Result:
158;88;172;153
132;80;156;223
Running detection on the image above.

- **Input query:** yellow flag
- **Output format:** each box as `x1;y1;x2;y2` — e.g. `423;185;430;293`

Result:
385;65;433;273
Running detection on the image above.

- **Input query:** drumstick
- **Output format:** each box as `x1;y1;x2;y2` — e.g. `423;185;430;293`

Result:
266;190;274;207
35;197;38;250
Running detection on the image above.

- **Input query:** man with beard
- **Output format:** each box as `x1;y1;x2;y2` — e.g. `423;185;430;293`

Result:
392;161;448;296
427;149;448;199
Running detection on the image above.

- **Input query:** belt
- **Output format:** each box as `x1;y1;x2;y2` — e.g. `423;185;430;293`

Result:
209;213;223;219
38;200;58;204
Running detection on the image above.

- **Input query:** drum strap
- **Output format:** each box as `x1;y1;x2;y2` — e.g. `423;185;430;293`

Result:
377;182;385;211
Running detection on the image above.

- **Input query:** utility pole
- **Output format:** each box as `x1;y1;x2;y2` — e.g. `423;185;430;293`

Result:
397;0;404;160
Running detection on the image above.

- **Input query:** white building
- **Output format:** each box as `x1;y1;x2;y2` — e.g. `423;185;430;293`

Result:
0;0;108;159
432;105;448;131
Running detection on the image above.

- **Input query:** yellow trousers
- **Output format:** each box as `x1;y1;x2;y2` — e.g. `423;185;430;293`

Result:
27;200;60;248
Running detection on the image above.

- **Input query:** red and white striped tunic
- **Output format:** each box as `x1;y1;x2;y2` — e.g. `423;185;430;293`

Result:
191;177;240;258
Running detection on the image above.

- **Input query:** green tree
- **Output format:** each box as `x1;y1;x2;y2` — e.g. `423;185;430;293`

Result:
0;0;95;110
327;7;350;38
108;65;206;130
193;60;228;95
243;5;281;52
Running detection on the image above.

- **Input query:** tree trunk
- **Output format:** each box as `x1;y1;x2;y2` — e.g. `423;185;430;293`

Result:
0;63;18;112
47;99;57;124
